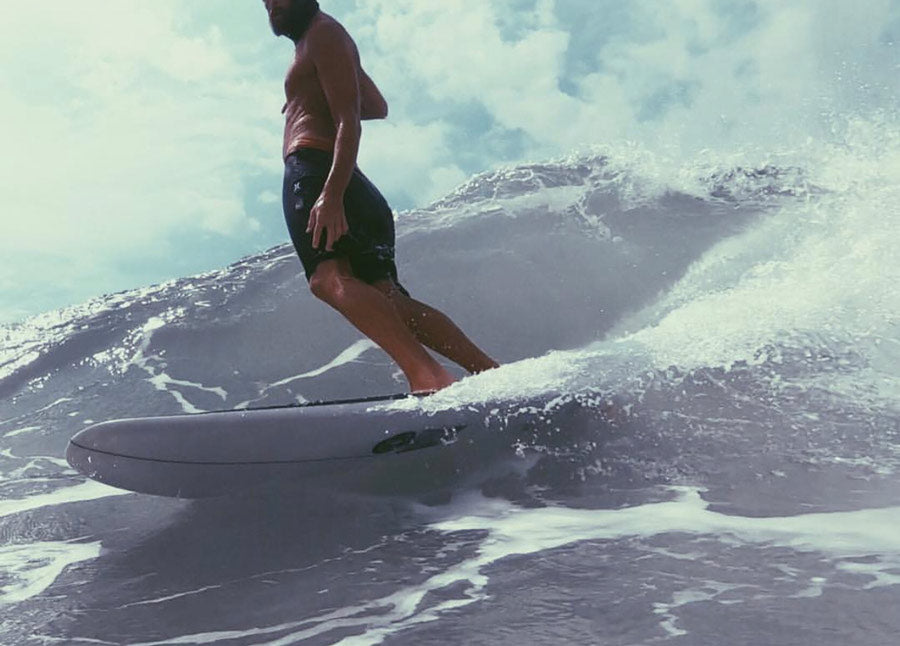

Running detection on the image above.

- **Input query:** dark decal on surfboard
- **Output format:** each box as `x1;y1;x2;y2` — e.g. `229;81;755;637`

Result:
372;425;467;455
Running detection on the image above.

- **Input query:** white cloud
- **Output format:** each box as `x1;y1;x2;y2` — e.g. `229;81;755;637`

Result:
359;118;468;207
347;0;898;158
257;190;281;205
0;1;283;320
356;0;581;154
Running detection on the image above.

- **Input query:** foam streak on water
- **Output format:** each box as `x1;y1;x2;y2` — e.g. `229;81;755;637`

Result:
0;481;129;520
0;541;102;605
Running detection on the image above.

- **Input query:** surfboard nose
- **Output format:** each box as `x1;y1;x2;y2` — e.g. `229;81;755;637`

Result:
67;419;119;460
65;435;91;477
65;418;232;498
66;418;140;482
67;420;112;478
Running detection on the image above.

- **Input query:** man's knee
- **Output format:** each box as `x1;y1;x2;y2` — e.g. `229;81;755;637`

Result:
309;266;349;303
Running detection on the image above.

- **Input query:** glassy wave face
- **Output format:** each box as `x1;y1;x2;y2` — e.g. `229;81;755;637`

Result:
1;134;899;644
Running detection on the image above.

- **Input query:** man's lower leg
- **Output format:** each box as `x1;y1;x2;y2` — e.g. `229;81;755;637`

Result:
312;264;455;392
379;287;499;374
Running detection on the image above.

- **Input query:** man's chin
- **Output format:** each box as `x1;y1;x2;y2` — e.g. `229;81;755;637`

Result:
270;19;289;37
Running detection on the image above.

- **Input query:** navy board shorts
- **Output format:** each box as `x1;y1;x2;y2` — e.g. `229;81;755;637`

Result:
282;147;409;296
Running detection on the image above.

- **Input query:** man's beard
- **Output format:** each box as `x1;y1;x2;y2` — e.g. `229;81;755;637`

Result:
273;0;320;40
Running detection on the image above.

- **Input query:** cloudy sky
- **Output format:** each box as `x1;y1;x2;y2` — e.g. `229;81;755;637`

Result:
1;0;897;323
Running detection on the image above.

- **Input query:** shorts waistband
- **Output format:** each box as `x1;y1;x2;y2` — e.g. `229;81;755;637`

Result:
285;146;334;163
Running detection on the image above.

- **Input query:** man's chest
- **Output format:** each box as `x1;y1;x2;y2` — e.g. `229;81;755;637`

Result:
285;51;318;98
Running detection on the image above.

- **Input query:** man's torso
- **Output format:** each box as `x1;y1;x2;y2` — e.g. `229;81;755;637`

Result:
282;13;355;159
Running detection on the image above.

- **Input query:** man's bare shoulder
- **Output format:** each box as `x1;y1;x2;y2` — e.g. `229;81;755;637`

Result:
306;13;356;53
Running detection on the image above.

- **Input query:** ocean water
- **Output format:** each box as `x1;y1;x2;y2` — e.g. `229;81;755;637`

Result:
1;128;899;645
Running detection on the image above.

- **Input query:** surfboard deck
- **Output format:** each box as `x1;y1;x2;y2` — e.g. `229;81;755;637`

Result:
66;392;477;498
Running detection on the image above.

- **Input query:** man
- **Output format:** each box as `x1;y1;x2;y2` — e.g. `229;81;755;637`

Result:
263;0;499;393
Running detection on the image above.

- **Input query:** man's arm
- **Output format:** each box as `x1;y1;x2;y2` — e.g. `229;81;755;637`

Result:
305;22;361;250
360;68;388;120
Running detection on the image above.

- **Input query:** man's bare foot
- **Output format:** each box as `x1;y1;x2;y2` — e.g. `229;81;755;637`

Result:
470;360;500;374
410;367;457;394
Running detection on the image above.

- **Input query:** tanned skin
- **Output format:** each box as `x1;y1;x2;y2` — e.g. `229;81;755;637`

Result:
264;0;499;393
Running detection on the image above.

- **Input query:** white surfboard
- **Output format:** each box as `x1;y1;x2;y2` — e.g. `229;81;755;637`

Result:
66;393;479;498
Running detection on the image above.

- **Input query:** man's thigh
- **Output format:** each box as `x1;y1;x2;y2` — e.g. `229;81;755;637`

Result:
372;278;405;297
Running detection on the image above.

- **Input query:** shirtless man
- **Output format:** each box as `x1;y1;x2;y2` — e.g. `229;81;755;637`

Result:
263;0;499;393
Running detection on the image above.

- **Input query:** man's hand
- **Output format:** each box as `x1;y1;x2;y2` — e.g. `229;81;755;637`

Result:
307;192;349;251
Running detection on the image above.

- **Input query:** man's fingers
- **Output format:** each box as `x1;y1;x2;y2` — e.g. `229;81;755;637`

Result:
308;209;350;250
329;223;343;251
323;221;348;251
329;225;340;251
